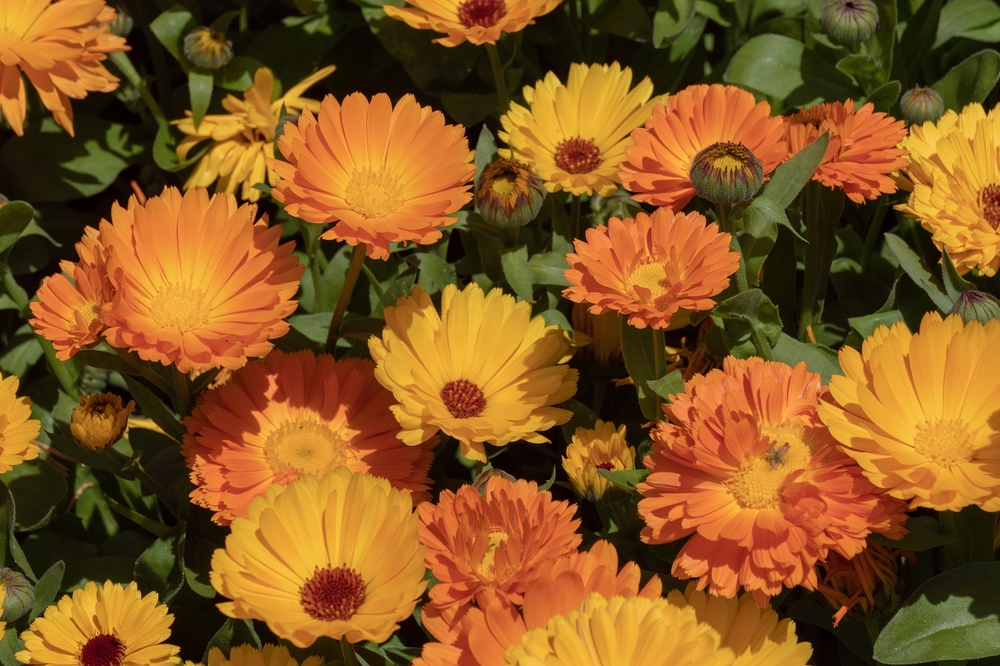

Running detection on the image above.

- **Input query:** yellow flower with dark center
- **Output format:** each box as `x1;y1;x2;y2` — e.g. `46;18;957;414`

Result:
688;142;764;205
70;392;135;451
182;26;233;70
475;158;546;228
16;581;179;666
0;373;40;473
562;420;635;500
383;0;561;46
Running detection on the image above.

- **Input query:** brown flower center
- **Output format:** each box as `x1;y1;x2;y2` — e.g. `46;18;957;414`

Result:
457;0;507;27
981;184;1000;230
440;379;486;418
595;462;614;470
80;634;126;666
554;138;602;175
913;419;976;468
299;565;367;622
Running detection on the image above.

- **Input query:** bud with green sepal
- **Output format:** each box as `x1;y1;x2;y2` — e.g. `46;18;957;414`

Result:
900;86;945;125
183;27;234;70
0;568;33;622
475;158;546;230
821;0;879;46
950;290;1000;325
689;141;764;205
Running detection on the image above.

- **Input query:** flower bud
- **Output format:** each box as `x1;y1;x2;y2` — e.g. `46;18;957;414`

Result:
70;392;135;451
821;0;879;45
107;5;133;37
689;141;763;205
0;568;33;622
471;468;516;496
183;27;234;70
475;158;546;229
561;420;635;501
950;290;1000;325
900;86;945;125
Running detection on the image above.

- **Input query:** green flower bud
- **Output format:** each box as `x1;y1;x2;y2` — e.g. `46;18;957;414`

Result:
949;290;1000;325
475;158;546;229
821;0;879;45
107;5;134;38
689;141;763;205
183;27;234;70
900;86;945;125
472;468;516;496
0;568;33;622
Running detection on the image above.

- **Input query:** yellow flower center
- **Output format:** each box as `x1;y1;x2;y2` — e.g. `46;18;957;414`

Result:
913;418;976;468
457;0;507;27
78;301;101;325
554;138;602;175
476;529;509;577
79;633;126;666
264;418;346;480
727;420;812;510
299;565;367;622
624;261;670;302
980;184;1000;230
345;167;404;219
150;284;211;332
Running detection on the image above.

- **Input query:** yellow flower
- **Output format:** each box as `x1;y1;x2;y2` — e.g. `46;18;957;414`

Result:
173;65;335;202
369;283;579;462
895;102;991;191
16;581;179;666
0;373;40;473
210;468;427;647
819;312;1000;511
562;420;634;500
71;393;135;451
499;62;666;196
383;0;561;46
203;644;324;666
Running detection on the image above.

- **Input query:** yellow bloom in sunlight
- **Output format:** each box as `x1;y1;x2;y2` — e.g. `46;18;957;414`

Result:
203;644;324;666
562;420;635;500
173;65;336;202
895;102;992;191
0;373;40;473
499;62;666;196
71;392;135;451
384;0;561;46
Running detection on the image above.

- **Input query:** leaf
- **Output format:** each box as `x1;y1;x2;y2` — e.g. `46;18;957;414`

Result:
862;0;897;88
932;49;1000;112
762;132;830;209
646;369;684;401
72;349;141;376
596;468;651;492
527;252;571;286
870;516;957;552
63;557;136;591
866;80;902;112
188;70;214;130
202;619;262;663
474;126;498;187
409;253;457;294
0;202;33;260
134;522;186;604
740;198;779;285
28;561;65;621
0;459;68;532
49;434;128;476
500;245;535;302
942;250;975;301
595;0;654;42
0;628;24;666
442;93;498;129
366;15;478;96
152;118;208;172
934;0;1000;48
848;310;905;341
620;319;667;421
874;561;1000;663
149;4;197;63
883;233;954;312
653;0;695;47
712;289;783;345
104;497;171;537
122;375;186;443
0;480;35;580
558;399;600;443
216;56;268;92
371;271;417;318
538;466;558;491
901;0;943;73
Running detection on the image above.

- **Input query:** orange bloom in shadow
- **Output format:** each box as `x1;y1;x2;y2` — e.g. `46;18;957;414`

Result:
30;227;112;360
183;350;437;525
784;100;908;203
816;540;909;627
563;209;741;330
637;357;908;604
383;0;560;47
270;93;475;260
619;84;787;210
101;187;303;373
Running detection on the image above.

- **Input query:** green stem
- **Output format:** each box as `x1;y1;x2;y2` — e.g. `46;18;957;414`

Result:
120;453;178;517
501;225;521;248
485;43;510;115
38;336;80;400
172;367;190;418
797;182;846;342
340;638;359;666
361;263;384;298
114;348;174;395
717;204;774;361
571;195;582;239
859;197;889;271
326;244;367;354
109;51;166;124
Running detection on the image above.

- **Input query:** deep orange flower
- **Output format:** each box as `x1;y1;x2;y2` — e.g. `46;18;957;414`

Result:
784;100;908;203
638;357;908;603
30;226;111;360
270;93;475;261
816;540;909;627
619;84;787;210
183;350;437;525
0;0;128;136
100;187;303;373
563;208;741;330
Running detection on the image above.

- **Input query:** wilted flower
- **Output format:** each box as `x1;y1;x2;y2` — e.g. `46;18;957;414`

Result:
950;290;1000;324
475;158;546;228
70;392;135;451
689;142;764;205
816;541;908;626
183;26;233;70
562;420;635;500
820;0;879;45
900;86;945;125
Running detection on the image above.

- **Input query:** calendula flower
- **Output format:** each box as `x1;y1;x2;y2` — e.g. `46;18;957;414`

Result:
182;26;233;70
211;469;427;647
900;86;945;125
174;66;336;202
30;227;112;360
668;583;812;666
820;312;1000;510
562;420;635;500
499;62;665;196
0;0;128;136
183;350;436;525
820;0;879;44
16;581;179;666
563;208;741;330
784;99;908;203
475;158;546;229
71;392;135;451
0;373;40;473
202;644;324;666
571;303;621;364
816;540;908;627
369;283;578;463
895;102;990;191
383;0;560;46
619;84;787;210
100;187;303;373
270;93;475;260
638;357;908;603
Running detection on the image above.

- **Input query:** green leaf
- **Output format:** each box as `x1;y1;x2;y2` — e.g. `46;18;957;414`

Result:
442;93;499;130
770;333;842;383
49;434;129;476
740;198;779;285
870;516;957;552
202;619;262;663
104;497;171;537
874;561;1000;663
901;0;943;73
500;245;535;302
149;4;197;63
883;233;954;312
366;16;478;96
646;369;684;401
121;375;186;443
620;320;667;421
371;271;417;318
712;289;783;345
28;560;65;621
652;0;694;46
152;118;208;172
0;202;33;260
134;522;186;603
695;0;730;26
942;250;975;301
595;0;654;42
934;0;1000;47
0;459;67;532
474;126;499;188
216;56;268;92
557;399;599;447
210;9;240;34
862;0;897;88
72;349;140;376
527;252;571;286
409;253;457;294
596;468;651;492
0;628;24;666
865;80;902;112
848;310;905;341
761;132;829;209
63;557;136;591
932;49;1000;112
188;70;214;130
0;480;34;580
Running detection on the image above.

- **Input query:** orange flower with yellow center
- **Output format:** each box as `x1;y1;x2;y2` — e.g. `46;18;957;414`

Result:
100;187;303;373
0;0;128;136
784;99;908;203
384;0;561;46
563;208;741;330
183;349;437;525
619;84;787;210
270;93;475;260
638;357;908;603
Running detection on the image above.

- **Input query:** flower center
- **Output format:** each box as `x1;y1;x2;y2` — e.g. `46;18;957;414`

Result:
624;261;670;302
595;462;614;470
980;184;1000;230
345;167;404;219
727;420;812;510
457;0;506;27
299;565;367;622
554;138;602;175
80;634;126;666
440;379;486;418
913;419;976;468
475;529;509;577
150;283;211;332
78;301;101;325
264;418;345;481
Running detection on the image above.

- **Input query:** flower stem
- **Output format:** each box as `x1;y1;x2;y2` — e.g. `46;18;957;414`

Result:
797;182;845;342
571;195;582;239
485;43;510;115
717;204;774;361
171;367;191;417
326;243;367;354
340;637;359;666
109;51;166;125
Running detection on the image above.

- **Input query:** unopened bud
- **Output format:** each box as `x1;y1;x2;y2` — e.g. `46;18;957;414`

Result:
472;468;516;496
475;158;546;229
0;568;33;622
821;0;879;45
183;27;233;70
900;86;945;125
950;290;1000;325
107;5;133;37
70;392;135;451
689;141;763;205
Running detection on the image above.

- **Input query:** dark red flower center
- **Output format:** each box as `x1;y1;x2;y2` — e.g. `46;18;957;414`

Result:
80;634;126;666
457;0;506;28
554;138;602;175
981;184;1000;230
595;462;614;470
441;379;487;419
299;565;367;622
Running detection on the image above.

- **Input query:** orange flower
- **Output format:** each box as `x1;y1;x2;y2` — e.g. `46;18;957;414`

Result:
816;540;909;627
30;226;111;360
619;84;787;210
101;187;303;373
270;93;475;261
183;350;437;525
563;208;741;330
419;476;580;614
784;100;908;203
383;0;560;47
638;357;908;603
0;0;128;136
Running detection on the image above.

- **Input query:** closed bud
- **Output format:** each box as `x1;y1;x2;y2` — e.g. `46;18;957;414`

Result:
689;141;763;205
900;86;945;125
70;392;135;451
950;290;1000;325
821;0;879;45
472;468;516;496
107;5;133;37
475;158;546;229
0;568;33;622
562;420;635;501
183;27;234;70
